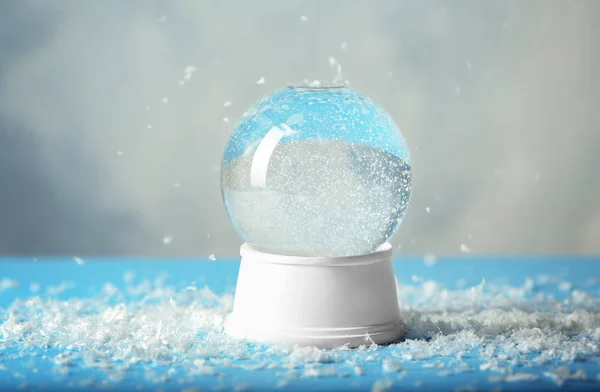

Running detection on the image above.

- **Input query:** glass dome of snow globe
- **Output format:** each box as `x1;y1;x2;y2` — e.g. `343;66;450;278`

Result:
221;83;411;257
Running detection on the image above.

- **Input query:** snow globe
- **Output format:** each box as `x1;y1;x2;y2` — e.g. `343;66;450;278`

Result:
221;82;411;347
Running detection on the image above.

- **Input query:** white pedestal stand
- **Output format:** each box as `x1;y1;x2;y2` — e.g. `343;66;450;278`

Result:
224;243;404;348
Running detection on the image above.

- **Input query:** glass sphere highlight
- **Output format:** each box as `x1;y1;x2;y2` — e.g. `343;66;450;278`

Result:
221;85;411;257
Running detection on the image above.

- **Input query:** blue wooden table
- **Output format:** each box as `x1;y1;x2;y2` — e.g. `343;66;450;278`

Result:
1;256;599;391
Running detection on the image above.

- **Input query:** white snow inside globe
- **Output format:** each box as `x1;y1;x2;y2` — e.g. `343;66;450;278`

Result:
221;83;411;257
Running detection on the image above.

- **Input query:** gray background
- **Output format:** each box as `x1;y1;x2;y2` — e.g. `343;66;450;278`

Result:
0;0;598;257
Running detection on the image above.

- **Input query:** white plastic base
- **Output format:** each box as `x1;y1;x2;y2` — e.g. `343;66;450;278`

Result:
224;243;404;348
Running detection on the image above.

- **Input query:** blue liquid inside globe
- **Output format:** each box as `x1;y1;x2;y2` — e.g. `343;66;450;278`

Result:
221;85;411;257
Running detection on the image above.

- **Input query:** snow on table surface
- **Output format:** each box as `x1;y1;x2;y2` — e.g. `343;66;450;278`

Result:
0;256;599;391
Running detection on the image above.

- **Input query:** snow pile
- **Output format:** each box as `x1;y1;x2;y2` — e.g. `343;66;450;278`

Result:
0;271;598;389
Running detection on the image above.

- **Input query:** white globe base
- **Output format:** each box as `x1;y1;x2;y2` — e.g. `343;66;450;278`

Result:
224;243;404;348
